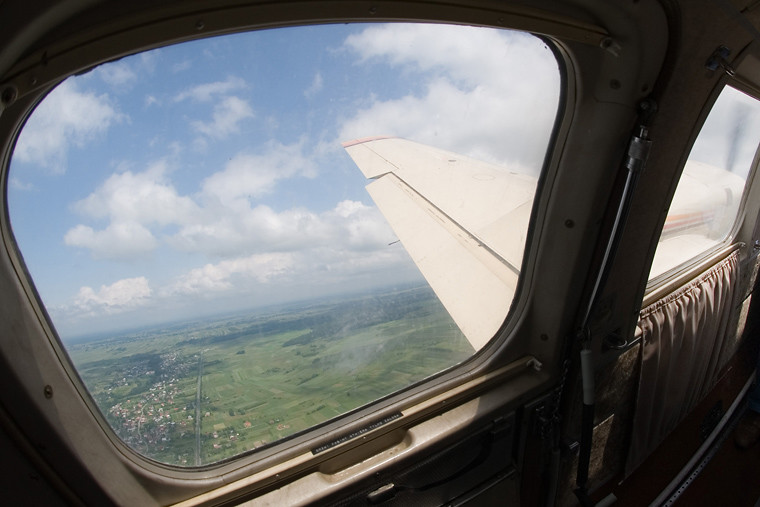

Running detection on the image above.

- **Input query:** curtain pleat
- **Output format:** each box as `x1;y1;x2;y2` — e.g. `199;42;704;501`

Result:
625;251;739;474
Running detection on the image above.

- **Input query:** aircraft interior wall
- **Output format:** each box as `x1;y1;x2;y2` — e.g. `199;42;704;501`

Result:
2;1;760;506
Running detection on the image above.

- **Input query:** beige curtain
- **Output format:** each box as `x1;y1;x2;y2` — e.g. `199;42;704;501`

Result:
625;250;739;474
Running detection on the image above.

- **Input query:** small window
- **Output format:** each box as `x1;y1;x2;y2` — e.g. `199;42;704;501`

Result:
8;24;560;466
649;86;760;280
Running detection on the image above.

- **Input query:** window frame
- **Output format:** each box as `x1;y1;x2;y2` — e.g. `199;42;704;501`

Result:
0;12;574;494
2;0;682;503
645;80;760;302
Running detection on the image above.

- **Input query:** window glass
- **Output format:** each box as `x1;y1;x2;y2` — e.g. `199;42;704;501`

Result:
649;86;760;279
8;24;560;466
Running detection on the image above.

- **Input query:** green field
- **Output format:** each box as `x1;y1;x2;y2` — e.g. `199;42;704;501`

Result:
67;285;473;466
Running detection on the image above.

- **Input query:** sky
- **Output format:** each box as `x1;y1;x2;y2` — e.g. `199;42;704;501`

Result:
8;23;560;339
688;85;760;179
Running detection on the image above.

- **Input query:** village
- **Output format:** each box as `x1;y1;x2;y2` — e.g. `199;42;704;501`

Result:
96;349;278;464
101;351;198;463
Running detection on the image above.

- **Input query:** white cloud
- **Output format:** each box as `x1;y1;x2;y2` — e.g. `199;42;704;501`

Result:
63;140;395;264
163;238;416;303
169;199;394;258
174;76;246;102
330;200;397;250
97;49;159;91
344;24;532;86
340;24;560;171
138;50;160;73
71;160;200;226
192;96;254;139
62;141;370;261
304;72;324;98
13;79;123;172
172;60;192;73
46;24;560;330
64;160;200;259
9;178;33;191
306;243;414;278
97;62;137;88
64;222;158;260
174;76;253;142
73;277;152;315
201;141;314;203
166;253;295;295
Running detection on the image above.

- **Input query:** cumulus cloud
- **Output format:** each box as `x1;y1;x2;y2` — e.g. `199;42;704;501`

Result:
46;24;559;330
64;222;158;260
72;160;199;225
174;76;246;102
13;79;123;172
191;96;254;139
340;24;560;171
174;76;253;142
73;277;152;315
166;253;295;295
201;141;315;203
64;160;200;259
163;239;416;304
170;199;394;257
62;140;393;262
344;24;535;86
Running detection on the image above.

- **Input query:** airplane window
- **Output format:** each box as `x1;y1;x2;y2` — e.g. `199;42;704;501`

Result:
7;24;560;466
649;86;760;279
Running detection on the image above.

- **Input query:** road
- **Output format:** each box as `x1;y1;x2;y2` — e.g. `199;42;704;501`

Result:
194;351;203;466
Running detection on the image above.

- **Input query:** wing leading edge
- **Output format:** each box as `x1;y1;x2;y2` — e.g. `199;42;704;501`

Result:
343;137;536;350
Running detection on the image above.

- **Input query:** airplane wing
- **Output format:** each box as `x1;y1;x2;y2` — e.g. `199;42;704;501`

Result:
343;136;537;350
649;160;746;279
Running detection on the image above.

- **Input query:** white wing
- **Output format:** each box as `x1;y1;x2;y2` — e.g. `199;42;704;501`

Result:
343;137;536;350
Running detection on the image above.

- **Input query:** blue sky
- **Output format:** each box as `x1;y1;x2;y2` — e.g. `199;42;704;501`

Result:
8;23;560;338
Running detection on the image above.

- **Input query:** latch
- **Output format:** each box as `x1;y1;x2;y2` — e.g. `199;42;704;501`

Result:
706;45;736;76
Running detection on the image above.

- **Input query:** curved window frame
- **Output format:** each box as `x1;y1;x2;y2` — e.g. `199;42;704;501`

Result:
0;18;570;480
646;82;760;294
